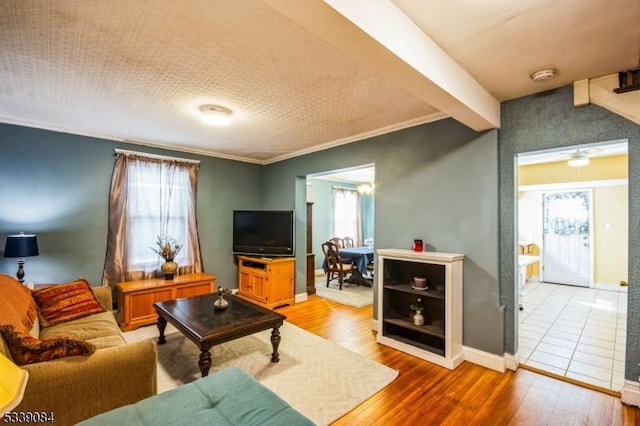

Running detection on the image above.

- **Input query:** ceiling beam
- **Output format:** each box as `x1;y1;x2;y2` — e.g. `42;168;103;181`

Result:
261;0;500;131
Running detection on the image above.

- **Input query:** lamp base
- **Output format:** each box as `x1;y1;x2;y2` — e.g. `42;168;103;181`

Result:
15;259;25;283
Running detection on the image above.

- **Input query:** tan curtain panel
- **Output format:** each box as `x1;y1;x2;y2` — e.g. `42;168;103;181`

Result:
102;153;203;290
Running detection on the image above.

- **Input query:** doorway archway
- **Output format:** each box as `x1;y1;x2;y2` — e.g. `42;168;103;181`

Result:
515;141;628;393
305;164;375;296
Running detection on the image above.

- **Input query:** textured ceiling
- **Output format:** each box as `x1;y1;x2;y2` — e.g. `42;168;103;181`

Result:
0;0;638;164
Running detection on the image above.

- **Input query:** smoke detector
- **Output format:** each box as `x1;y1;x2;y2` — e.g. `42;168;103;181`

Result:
530;68;556;82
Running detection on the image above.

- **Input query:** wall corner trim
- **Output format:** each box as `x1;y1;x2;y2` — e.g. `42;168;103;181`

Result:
295;292;308;304
463;346;506;373
621;380;640;407
573;79;590;107
504;352;520;371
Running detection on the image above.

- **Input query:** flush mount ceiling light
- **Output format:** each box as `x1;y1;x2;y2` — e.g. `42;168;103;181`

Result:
567;152;589;167
530;68;556;82
200;105;232;126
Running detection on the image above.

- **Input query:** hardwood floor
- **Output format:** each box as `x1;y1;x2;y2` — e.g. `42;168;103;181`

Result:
277;295;639;425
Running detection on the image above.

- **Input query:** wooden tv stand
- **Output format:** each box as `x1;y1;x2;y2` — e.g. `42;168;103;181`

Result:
237;255;294;309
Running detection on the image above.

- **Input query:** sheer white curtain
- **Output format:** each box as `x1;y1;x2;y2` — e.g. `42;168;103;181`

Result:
332;187;362;245
103;152;203;289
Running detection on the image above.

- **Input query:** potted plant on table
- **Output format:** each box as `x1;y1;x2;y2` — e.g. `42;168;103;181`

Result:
151;236;183;280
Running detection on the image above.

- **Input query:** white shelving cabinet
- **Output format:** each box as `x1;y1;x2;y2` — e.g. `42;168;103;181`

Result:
376;249;464;370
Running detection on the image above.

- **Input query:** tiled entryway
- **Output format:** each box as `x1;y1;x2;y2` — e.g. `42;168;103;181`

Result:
518;281;627;392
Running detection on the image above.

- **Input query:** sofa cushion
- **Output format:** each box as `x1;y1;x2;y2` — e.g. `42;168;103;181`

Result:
32;279;106;328
40;311;126;350
0;324;96;365
77;366;314;426
0;274;37;333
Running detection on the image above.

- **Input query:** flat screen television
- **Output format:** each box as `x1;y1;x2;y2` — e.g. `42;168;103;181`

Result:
232;209;295;257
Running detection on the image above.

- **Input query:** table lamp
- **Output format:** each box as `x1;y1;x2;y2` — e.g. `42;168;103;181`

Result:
0;352;28;415
3;232;39;283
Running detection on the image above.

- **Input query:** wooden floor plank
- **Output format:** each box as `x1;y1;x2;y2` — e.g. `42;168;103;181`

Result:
277;295;640;425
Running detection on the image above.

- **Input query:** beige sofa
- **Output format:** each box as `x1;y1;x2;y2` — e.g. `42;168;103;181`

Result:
0;274;157;425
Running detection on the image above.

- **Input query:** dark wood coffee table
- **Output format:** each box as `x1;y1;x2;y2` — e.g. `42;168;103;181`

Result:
153;293;287;377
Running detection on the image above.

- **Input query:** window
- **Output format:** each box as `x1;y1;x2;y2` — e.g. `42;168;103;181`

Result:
103;151;203;287
333;187;362;244
126;160;191;268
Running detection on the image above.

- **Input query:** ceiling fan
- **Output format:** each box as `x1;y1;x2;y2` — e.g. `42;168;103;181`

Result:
556;147;602;167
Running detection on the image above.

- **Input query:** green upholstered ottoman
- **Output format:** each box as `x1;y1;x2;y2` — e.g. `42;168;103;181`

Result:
78;366;314;426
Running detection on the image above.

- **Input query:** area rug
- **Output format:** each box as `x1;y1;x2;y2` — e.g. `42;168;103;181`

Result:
314;277;374;308
124;322;397;426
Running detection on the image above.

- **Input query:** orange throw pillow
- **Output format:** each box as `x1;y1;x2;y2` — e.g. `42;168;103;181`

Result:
32;279;106;328
0;325;95;365
0;274;37;333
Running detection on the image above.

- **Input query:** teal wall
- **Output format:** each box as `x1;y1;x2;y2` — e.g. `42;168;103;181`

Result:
0;124;262;287
2;85;637;375
499;86;640;381
262;119;502;355
361;192;374;245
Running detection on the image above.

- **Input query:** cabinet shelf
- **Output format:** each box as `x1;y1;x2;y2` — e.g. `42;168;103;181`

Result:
382;317;444;339
237;255;294;310
383;283;445;300
376;249;464;370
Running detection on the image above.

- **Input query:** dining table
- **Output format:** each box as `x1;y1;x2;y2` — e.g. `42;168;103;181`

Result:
321;245;375;287
338;246;375;275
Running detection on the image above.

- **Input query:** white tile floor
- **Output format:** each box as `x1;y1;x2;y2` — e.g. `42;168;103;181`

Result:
518;281;627;392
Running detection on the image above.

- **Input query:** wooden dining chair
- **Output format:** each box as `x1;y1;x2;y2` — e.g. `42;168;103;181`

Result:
330;237;344;248
343;236;354;248
321;240;355;290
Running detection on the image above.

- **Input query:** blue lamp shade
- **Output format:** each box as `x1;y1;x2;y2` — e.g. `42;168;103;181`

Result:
4;234;39;258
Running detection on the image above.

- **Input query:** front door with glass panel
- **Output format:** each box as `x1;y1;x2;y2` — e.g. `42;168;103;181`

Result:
542;190;592;287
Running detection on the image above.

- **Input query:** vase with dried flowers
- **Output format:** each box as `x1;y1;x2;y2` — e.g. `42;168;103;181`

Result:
151;236;183;280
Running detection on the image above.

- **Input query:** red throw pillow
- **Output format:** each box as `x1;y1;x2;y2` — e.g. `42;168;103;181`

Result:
0;324;95;366
32;279;106;328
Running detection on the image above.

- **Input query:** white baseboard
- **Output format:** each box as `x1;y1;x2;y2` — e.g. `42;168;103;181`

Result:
463;346;506;373
593;282;628;292
295;292;308;303
372;319;379;332
622;380;640;406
